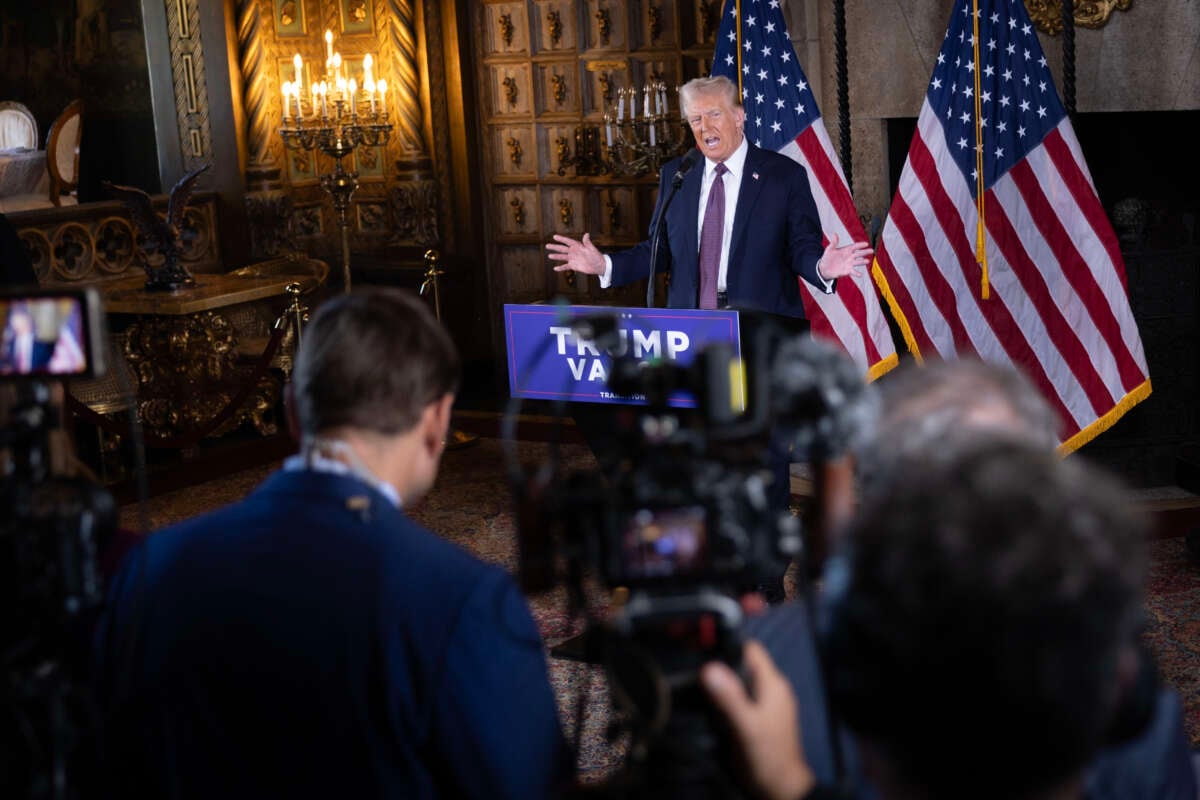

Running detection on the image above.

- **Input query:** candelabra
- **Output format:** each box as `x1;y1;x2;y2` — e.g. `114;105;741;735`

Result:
601;81;690;177
279;34;393;291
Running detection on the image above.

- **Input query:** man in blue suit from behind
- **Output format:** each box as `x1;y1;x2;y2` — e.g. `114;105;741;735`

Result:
94;288;573;799
546;75;871;315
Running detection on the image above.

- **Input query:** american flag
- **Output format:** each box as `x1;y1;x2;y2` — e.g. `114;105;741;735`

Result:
871;0;1150;451
710;0;897;379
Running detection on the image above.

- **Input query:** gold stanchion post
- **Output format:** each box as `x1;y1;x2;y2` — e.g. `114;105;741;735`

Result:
420;249;478;450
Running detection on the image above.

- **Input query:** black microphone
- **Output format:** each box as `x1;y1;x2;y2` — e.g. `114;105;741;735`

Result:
648;149;702;308
671;148;701;189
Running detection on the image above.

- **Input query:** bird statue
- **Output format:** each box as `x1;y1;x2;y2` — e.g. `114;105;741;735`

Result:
105;163;211;291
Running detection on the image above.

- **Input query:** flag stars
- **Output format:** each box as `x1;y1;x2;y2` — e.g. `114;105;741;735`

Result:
967;60;975;73
728;30;737;42
775;98;785;109
771;120;782;133
985;65;995;77
758;68;769;81
1022;75;1031;86
1039;80;1047;92
960;110;972;123
1018;125;1027;138
1009;17;1017;29
795;102;805;115
1019;99;1031;112
769;0;780;7
991;11;1000;23
1003;68;1013;81
1038;55;1048;68
1000;95;1010;107
987;38;997;51
963;85;973;98
777;74;789;87
938;52;946;64
761;45;773;57
743;64;750;74
781;52;791;63
725;54;735;66
1006;43;1016;55
997;121;1007;133
744;40;753;51
981;90;991;103
1037;105;1047;118
765;21;776;33
746;15;757;26
755;92;765;104
798;78;807;91
1022;23;1032;35
932;77;943;90
995;146;1004;158
958;136;969;149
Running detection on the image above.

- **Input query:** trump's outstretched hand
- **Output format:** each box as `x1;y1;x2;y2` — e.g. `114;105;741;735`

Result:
817;232;873;281
547;233;606;276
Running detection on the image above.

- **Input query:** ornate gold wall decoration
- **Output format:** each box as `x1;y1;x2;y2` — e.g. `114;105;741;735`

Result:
551;73;567;105
598;72;614;106
511;197;526;229
1025;0;1133;35
700;0;718;42
558;198;573;228
507;136;523;166
648;5;663;44
390;177;439;245
503;75;519;106
606;194;620;231
499;12;515;46
237;0;281;172
596;8;611;45
555;135;570;171
166;0;214;172
383;0;427;156
547;10;563;45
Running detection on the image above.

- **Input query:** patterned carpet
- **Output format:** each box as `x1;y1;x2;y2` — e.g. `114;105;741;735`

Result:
118;436;1200;776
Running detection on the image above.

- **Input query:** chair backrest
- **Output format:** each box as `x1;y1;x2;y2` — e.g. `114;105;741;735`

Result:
47;99;83;207
0;101;37;150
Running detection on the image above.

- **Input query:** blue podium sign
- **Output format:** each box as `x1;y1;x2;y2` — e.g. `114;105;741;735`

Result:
504;304;741;406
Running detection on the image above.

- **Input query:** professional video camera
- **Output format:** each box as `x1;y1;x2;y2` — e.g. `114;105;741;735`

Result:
510;311;873;799
1;287;116;799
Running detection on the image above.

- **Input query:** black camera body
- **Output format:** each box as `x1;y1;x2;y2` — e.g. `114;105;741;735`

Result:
514;313;869;796
1;286;115;799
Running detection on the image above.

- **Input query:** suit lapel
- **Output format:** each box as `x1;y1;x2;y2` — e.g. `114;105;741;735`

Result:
728;145;766;272
677;163;703;269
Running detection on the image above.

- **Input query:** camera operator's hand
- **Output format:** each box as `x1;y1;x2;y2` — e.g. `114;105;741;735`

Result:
701;641;815;800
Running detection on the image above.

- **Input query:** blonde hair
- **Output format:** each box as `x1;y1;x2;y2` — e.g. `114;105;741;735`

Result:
679;75;741;118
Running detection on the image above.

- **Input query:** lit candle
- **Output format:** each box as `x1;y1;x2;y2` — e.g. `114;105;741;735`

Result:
348;78;357;114
324;30;333;63
310;83;318;118
617;89;625;121
630;88;636;120
377;79;387;114
320;82;328;118
365;77;376;114
363;53;374;84
643;86;650;117
605;115;613;147
282;80;293;118
332;52;342;86
649;122;656;147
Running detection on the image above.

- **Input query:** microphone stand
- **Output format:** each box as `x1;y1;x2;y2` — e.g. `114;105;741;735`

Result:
645;153;698;308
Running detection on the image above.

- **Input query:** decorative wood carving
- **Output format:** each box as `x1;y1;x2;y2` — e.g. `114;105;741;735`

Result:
1025;0;1133;34
503;75;519;106
547;9;563;45
648;5;663;44
499;12;515;46
596;8;611;45
167;0;214;171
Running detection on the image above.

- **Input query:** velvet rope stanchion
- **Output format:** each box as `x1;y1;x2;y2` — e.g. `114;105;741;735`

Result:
66;320;290;451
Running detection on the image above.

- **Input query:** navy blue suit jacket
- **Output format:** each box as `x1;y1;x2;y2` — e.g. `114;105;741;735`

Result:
94;470;572;799
609;143;830;316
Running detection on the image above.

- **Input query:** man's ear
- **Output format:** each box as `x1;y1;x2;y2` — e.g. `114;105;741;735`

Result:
423;393;455;450
284;382;301;443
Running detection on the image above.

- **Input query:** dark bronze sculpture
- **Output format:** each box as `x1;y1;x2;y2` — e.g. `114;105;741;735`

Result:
105;163;211;291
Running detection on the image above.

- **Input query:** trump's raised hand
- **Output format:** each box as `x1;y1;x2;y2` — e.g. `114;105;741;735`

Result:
817;232;873;281
546;233;605;276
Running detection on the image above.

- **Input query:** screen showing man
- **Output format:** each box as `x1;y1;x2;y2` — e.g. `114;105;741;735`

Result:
0;294;94;377
621;506;709;580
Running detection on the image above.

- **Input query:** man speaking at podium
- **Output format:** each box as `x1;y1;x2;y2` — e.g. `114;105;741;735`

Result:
545;76;872;599
546;75;870;317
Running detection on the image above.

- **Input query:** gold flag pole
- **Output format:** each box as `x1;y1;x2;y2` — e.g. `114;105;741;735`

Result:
420;249;478;450
971;0;990;298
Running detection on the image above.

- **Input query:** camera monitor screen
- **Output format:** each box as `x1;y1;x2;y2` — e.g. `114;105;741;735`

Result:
0;290;104;379
620;506;709;580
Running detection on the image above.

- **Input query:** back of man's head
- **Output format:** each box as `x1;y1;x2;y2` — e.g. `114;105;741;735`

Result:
853;357;1061;500
822;440;1147;799
292;288;460;439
